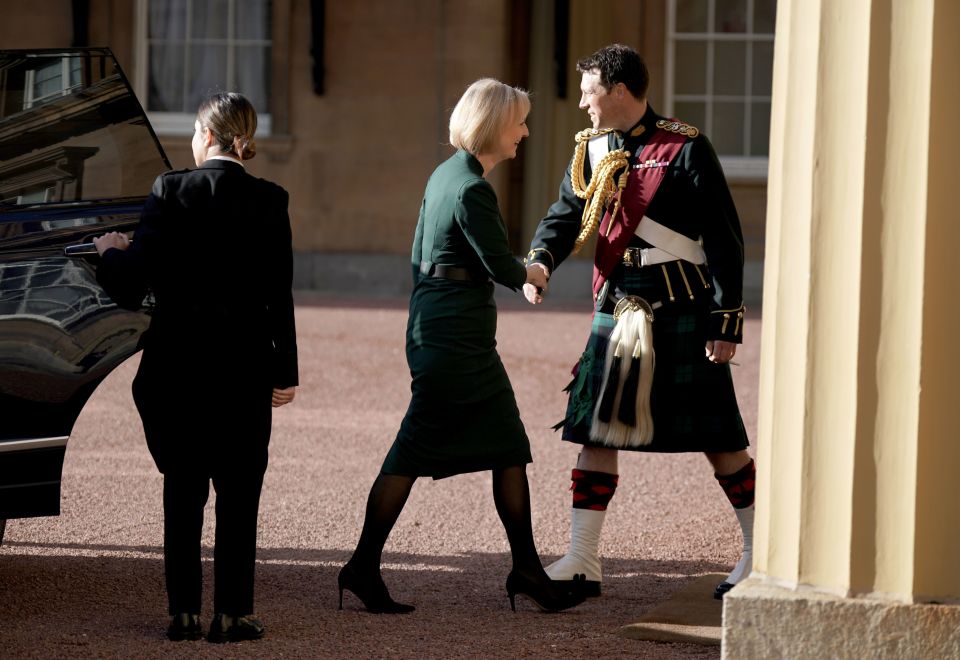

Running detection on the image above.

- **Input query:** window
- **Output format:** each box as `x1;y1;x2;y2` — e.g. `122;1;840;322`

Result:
135;0;272;135
10;187;54;204
665;0;776;179
0;51;169;208
23;58;84;109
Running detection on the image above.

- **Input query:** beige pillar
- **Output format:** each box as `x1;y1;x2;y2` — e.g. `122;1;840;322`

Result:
723;0;960;657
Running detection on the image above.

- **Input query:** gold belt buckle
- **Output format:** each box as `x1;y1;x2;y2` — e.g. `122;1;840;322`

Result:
613;295;655;322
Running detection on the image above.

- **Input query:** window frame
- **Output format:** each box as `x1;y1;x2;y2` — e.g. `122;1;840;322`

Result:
23;57;84;110
664;0;774;181
133;0;274;136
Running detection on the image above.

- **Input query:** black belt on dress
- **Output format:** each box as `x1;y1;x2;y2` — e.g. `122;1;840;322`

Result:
419;261;489;283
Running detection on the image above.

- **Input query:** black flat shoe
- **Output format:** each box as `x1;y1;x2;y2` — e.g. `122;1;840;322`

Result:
206;613;265;643
166;613;202;641
714;581;735;600
506;570;587;613
338;562;415;614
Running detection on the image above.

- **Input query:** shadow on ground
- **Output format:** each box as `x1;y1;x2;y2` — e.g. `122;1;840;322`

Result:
1;542;724;659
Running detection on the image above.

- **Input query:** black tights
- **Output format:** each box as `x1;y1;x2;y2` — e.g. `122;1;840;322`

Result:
348;466;546;579
492;466;545;576
347;472;415;572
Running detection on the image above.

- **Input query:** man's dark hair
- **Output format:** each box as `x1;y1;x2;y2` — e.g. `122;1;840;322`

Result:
576;44;650;99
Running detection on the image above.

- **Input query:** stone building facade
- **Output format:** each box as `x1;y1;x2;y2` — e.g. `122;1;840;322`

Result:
1;0;771;302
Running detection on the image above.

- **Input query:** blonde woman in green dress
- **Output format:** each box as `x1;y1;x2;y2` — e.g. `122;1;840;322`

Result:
338;79;582;614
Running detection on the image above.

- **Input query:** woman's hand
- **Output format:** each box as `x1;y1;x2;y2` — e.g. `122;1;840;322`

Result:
523;263;550;305
272;386;296;407
93;232;131;255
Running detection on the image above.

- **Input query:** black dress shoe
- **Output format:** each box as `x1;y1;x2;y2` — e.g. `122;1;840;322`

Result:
206;613;265;643
714;581;735;600
551;573;602;598
505;570;587;612
166;613;202;641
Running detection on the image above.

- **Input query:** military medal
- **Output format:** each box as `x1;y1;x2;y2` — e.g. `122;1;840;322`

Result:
633;159;670;169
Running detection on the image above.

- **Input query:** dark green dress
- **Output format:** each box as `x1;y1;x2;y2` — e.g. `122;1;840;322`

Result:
382;150;531;478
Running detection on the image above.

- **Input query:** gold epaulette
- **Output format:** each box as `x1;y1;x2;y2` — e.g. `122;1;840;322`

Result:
655;119;699;138
575;127;616;144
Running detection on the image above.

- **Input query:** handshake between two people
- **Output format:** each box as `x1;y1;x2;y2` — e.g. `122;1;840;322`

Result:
523;263;550;305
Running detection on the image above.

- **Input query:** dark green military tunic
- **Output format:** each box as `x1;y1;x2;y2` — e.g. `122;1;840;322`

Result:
382;150;532;478
529;105;749;453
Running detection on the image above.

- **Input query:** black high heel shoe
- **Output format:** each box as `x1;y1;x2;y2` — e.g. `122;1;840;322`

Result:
337;563;415;614
505;570;587;612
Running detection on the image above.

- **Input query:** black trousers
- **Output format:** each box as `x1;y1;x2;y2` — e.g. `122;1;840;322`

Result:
162;464;266;615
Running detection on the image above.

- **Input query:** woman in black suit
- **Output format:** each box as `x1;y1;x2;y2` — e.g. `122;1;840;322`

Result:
94;93;297;644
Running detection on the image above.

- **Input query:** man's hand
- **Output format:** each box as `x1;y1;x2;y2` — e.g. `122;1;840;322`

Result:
705;340;737;364
272;386;296;407
93;231;130;255
523;263;550;305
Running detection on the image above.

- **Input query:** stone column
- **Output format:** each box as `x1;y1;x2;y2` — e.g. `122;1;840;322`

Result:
723;0;960;657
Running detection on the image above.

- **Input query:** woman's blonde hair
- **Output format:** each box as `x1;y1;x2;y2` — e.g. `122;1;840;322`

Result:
449;79;530;155
196;92;258;161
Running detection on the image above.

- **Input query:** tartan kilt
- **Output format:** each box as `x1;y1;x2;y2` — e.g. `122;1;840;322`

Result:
560;261;748;453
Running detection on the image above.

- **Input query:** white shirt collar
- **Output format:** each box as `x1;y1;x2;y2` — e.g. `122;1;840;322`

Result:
207;155;245;168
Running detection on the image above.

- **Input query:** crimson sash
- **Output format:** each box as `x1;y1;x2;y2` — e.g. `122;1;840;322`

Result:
592;129;688;298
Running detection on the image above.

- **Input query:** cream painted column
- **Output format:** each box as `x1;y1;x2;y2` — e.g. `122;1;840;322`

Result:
723;0;960;657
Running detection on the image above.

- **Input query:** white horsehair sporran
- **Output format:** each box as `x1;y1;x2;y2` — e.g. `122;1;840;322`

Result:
590;295;655;448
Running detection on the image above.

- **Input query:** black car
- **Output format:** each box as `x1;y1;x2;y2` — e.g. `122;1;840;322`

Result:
0;48;170;541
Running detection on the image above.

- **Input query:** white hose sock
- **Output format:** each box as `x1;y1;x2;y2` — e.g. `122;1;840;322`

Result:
545;508;605;583
726;504;755;585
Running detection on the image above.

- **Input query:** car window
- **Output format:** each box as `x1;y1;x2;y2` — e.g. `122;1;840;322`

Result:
0;48;171;209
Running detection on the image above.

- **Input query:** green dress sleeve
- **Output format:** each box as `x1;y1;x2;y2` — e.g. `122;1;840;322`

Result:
410;198;426;284
455;179;527;290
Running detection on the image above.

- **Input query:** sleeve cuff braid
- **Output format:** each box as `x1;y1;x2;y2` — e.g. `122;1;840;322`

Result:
709;304;745;343
524;247;555;272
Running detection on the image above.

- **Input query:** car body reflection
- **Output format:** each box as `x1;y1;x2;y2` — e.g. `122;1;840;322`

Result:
0;48;170;523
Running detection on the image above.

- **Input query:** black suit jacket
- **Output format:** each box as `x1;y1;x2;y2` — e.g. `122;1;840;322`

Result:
97;159;298;471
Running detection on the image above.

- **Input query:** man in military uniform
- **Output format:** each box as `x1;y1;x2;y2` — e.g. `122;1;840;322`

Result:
524;44;755;599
